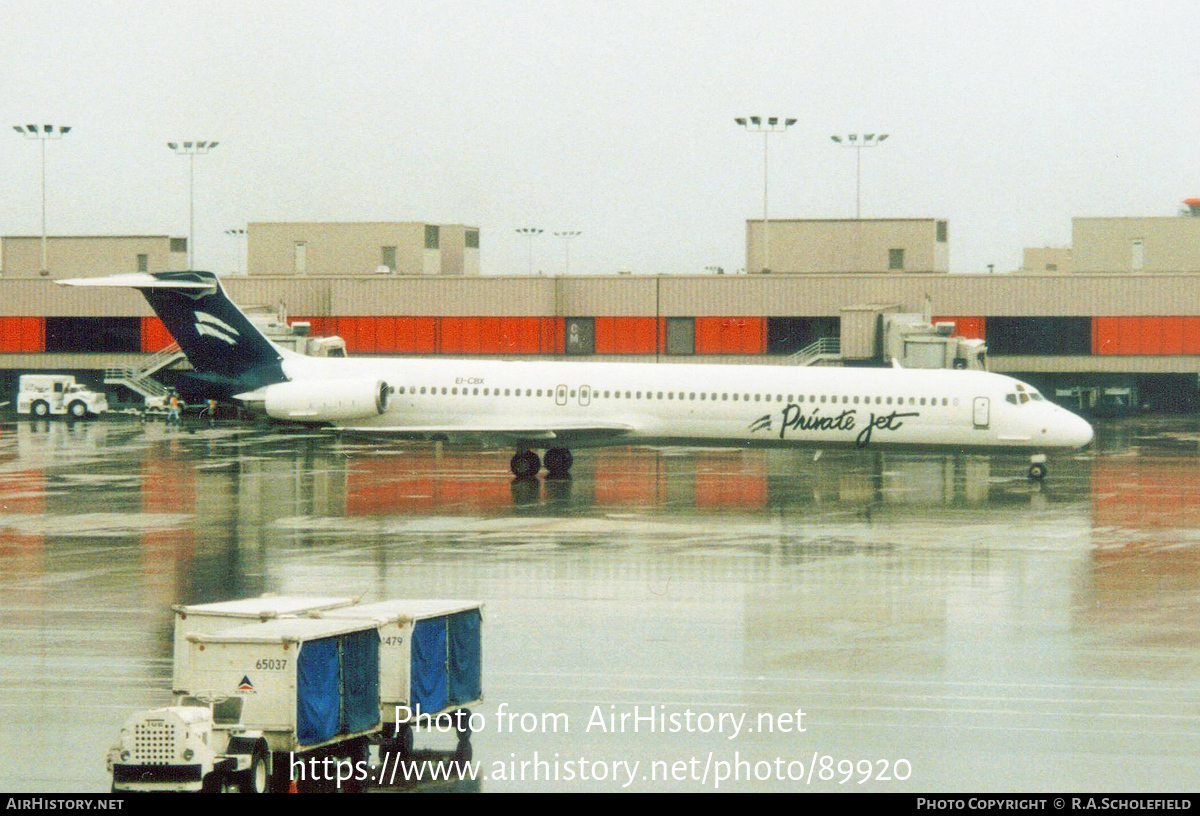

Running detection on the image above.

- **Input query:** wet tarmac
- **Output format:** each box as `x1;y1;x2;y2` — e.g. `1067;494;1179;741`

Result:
0;415;1198;792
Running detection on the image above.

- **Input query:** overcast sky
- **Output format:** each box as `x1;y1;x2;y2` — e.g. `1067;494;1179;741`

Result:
2;0;1198;276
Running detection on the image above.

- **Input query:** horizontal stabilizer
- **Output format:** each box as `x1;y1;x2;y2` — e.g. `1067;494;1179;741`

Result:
57;273;216;291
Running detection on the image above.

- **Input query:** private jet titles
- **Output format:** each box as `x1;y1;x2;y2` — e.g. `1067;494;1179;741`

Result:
750;404;920;448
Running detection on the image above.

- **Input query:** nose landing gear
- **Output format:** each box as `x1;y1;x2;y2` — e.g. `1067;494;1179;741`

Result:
1028;454;1047;481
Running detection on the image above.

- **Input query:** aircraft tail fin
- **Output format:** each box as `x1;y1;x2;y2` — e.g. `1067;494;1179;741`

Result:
57;271;288;390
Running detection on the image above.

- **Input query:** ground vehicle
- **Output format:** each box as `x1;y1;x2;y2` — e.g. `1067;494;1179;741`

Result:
16;374;108;418
319;600;483;758
173;595;483;757
110;617;381;793
107;695;266;792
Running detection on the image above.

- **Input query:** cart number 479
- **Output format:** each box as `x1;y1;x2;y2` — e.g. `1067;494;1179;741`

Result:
255;659;288;671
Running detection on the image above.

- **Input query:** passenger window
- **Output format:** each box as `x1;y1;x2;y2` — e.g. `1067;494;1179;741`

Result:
668;392;674;400
721;394;728;401
657;392;663;399
820;396;826;403
754;394;760;402
733;394;739;401
420;387;426;394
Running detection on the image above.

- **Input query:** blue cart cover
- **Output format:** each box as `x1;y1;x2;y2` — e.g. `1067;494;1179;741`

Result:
297;637;340;746
411;618;448;716
447;610;482;705
342;629;381;733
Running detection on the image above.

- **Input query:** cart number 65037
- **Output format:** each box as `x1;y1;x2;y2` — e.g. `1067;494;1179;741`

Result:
255;659;288;671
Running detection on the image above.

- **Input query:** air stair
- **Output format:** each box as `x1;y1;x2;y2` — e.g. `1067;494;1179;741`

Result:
104;342;186;401
788;336;841;366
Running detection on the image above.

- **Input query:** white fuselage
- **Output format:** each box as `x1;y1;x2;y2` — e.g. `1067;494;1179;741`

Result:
278;355;1094;453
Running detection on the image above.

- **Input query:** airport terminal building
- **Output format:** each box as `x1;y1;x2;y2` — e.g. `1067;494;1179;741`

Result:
3;214;1200;410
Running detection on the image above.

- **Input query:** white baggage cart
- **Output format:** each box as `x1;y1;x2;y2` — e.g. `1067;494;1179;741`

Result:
170;595;357;693
319;599;483;757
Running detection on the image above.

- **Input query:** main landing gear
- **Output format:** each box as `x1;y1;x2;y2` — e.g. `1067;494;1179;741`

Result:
1027;453;1048;481
510;447;574;480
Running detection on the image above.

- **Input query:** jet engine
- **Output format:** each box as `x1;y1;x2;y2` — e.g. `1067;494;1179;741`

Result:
262;378;389;422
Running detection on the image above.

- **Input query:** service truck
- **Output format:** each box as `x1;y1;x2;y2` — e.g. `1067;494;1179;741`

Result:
16;374;108;418
318;600;484;758
108;617;381;793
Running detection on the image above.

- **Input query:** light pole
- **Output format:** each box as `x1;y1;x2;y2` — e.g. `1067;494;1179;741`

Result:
167;140;219;269
830;133;889;219
225;228;246;275
12;124;71;276
735;116;796;274
553;230;581;275
515;227;543;275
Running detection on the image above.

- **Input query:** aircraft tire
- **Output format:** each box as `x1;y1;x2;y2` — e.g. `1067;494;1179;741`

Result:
1028;463;1047;481
544;447;573;478
511;451;540;480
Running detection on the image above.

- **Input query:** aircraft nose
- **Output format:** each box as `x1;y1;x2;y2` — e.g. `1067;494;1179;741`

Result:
1068;412;1094;448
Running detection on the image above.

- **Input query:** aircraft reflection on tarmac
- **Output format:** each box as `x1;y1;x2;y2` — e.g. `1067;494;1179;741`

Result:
0;418;1071;519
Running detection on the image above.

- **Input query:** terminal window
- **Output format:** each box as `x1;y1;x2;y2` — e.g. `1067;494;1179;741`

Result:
888;248;905;270
381;246;397;271
137;254;148;272
936;221;948;242
465;230;480;249
565;318;595;355
985;317;1092;355
45;317;142;353
665;318;695;355
767;317;840;354
169;237;187;253
425;225;440;250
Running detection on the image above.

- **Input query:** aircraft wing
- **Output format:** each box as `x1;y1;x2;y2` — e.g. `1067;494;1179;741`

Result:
332;421;634;444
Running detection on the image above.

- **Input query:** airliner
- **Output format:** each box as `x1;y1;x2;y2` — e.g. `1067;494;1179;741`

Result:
59;271;1093;480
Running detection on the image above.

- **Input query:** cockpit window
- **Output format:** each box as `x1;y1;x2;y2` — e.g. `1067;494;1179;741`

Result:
1030;393;1044;401
1019;393;1029;404
1006;394;1018;405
